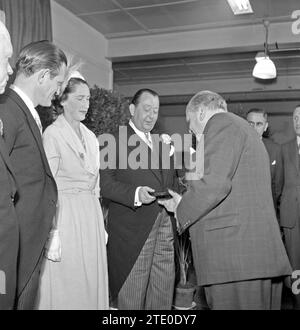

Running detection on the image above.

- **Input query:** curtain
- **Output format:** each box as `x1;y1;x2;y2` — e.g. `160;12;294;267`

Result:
0;0;52;66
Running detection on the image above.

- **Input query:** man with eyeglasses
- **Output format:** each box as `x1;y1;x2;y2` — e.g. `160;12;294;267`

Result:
246;108;283;218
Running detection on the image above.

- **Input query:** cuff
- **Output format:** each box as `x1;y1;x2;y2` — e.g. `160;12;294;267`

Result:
134;187;142;207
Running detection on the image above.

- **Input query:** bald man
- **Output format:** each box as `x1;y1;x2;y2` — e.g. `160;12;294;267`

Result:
0;20;19;310
246;108;283;218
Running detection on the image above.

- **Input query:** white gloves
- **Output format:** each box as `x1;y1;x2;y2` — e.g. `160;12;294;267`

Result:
45;229;61;262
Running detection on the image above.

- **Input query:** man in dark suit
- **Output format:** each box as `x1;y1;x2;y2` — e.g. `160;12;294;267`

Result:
280;105;300;309
0;41;67;309
0;20;19;310
100;89;178;310
246;108;283;216
160;91;292;310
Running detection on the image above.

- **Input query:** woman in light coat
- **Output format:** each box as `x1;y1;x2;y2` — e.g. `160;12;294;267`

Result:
36;73;109;310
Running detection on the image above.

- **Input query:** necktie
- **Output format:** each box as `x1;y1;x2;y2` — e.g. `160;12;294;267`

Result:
145;132;152;149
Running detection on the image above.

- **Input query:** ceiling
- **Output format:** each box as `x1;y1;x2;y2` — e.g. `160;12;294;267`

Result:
55;0;300;39
55;0;300;98
112;49;300;86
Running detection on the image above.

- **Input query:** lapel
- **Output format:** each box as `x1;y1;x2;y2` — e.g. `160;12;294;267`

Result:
151;133;164;184
127;125;163;185
288;138;298;174
54;115;96;175
0;136;16;179
8;89;53;178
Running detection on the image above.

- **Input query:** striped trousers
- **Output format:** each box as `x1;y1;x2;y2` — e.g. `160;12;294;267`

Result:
117;210;175;310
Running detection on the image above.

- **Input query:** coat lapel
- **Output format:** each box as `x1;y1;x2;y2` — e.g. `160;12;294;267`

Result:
288;138;298;174
127;125;162;185
54;115;96;175
8;90;53;178
152;133;168;186
0;136;16;179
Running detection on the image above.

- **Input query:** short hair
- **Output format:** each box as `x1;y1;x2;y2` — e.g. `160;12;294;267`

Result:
130;88;159;106
187;90;227;113
53;77;89;112
294;105;300;112
246;108;268;120
15;40;67;78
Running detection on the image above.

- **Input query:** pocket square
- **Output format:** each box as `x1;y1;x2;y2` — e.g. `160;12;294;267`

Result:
271;160;276;165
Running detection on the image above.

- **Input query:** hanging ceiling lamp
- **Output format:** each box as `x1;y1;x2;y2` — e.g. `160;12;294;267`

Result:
252;20;277;79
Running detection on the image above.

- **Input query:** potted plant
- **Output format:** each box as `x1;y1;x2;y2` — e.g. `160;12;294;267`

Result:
173;230;196;309
82;86;131;228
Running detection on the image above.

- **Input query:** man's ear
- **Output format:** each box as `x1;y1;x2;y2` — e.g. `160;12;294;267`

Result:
37;69;50;85
60;98;66;107
129;104;135;117
264;122;269;132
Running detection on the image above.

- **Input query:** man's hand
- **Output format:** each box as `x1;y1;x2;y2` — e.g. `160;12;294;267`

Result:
158;189;182;214
139;186;156;204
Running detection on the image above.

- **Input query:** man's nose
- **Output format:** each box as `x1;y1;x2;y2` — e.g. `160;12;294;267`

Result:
148;111;154;119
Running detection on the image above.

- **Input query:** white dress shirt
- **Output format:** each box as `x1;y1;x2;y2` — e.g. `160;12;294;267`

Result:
129;120;153;150
10;85;43;135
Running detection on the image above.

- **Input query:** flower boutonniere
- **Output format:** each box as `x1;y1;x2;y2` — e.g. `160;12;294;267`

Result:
161;133;175;156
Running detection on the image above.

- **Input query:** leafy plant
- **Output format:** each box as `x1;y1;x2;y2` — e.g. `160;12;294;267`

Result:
83;85;130;136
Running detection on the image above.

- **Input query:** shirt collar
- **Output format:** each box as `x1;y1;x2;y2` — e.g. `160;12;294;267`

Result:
129;120;152;148
10;85;36;113
10;85;42;134
297;136;300;147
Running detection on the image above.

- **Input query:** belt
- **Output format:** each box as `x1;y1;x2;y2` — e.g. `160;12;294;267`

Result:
58;188;96;195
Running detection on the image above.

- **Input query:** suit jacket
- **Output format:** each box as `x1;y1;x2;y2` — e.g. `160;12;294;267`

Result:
100;124;178;300
280;138;300;229
262;137;283;216
0;89;57;298
0;137;18;309
176;112;291;286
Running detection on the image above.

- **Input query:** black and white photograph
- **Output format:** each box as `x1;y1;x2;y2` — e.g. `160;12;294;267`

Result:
1;0;300;315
